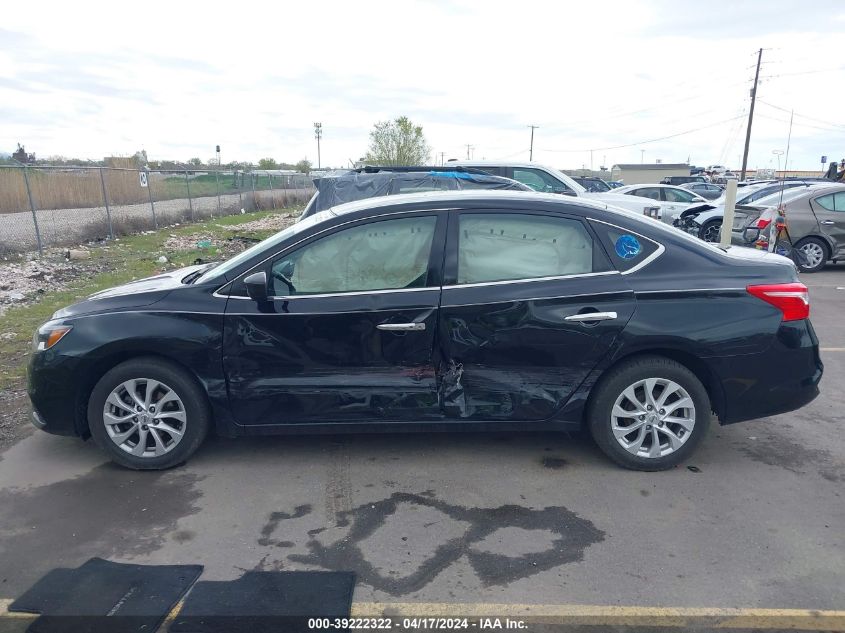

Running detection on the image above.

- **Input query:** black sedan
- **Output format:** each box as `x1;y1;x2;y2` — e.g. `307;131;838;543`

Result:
29;191;822;471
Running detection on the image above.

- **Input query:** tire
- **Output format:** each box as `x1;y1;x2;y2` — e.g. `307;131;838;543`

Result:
87;358;210;470
587;356;711;471
794;237;829;273
699;219;722;243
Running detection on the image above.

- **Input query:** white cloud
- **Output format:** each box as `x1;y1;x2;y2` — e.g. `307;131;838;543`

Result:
1;0;842;171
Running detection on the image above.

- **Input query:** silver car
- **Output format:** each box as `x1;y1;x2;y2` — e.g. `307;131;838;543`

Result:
731;184;845;272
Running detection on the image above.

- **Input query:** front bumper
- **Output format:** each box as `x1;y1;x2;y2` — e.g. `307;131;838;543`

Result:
710;319;822;424
28;351;86;437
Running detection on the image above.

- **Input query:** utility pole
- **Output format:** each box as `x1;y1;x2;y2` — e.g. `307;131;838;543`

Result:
465;144;474;160
640;149;645;164
740;48;763;181
528;125;539;161
439;152;445;166
314;122;322;169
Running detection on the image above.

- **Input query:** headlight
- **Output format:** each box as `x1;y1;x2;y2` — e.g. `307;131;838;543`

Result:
33;322;73;352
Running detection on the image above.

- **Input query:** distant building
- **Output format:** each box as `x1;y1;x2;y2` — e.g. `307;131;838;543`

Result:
610;163;690;185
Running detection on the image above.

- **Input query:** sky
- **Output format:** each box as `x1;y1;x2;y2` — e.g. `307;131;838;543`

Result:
2;0;844;172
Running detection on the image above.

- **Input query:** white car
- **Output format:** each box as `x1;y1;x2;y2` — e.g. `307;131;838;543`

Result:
611;184;708;223
448;161;662;218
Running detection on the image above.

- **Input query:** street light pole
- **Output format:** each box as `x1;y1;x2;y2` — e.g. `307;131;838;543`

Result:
314;123;322;169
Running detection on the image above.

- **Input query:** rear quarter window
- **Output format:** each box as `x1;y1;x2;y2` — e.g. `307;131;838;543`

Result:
589;221;661;272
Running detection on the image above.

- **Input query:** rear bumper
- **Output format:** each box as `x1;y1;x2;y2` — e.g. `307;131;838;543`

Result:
711;319;822;424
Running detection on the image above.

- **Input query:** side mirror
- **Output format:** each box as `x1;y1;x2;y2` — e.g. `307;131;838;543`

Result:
244;271;268;302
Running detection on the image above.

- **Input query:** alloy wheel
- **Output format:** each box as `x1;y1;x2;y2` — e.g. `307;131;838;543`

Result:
611;378;696;459
701;222;722;243
799;242;825;270
102;378;187;457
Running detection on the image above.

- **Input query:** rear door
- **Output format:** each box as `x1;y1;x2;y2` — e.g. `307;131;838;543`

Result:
810;191;845;258
437;209;636;421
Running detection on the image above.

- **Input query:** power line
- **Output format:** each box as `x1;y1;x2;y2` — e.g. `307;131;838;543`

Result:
757;100;845;130
538;115;744;153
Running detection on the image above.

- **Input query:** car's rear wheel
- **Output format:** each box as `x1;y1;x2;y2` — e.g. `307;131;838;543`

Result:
794;237;828;273
699;219;722;243
87;358;210;470
588;356;711;471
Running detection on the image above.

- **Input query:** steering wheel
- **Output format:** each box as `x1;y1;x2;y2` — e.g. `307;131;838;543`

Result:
271;269;296;294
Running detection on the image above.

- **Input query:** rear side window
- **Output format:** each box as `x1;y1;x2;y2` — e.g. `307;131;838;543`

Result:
589;221;661;272
456;213;609;284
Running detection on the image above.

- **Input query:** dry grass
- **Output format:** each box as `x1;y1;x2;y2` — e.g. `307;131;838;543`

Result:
0;168;147;214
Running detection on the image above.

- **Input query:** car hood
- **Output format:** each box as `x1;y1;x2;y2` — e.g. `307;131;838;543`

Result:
53;264;208;319
584;192;660;210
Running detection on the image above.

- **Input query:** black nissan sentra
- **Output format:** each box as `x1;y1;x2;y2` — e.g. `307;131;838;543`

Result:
28;191;822;471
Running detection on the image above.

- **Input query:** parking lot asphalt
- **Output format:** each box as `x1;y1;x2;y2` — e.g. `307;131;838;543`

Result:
0;266;843;621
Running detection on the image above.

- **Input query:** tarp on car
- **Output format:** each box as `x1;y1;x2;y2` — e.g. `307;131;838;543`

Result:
302;170;527;218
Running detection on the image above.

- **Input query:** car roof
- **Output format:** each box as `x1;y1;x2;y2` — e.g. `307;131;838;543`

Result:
325;189;612;217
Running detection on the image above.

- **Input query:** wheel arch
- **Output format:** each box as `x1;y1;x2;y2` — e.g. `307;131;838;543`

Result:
587;348;726;424
74;351;214;438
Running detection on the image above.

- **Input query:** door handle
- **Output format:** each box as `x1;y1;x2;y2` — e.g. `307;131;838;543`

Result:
821;220;835;225
377;322;426;332
564;311;617;322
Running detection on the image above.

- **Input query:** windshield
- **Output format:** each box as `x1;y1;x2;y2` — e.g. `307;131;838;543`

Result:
197;211;331;284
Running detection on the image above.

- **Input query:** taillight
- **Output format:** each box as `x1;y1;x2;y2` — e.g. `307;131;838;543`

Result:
747;283;810;321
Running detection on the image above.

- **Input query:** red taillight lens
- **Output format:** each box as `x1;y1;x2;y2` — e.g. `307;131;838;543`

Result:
747;283;810;321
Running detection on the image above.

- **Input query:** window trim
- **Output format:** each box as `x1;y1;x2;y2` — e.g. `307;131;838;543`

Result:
587;217;665;275
218;209;450;300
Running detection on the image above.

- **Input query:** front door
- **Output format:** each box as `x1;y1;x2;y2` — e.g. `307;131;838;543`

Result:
438;210;636;421
222;213;446;426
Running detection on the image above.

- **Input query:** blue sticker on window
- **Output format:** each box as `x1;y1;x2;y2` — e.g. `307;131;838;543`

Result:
615;234;641;260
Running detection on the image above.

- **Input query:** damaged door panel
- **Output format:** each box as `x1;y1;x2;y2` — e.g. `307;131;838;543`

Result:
438;211;635;421
223;213;447;426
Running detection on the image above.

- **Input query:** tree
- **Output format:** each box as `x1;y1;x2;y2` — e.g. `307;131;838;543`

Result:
365;116;430;166
295;158;312;174
187;157;203;166
257;157;279;170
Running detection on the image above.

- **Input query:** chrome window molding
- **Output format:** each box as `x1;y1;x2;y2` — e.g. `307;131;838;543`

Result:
442;270;619;291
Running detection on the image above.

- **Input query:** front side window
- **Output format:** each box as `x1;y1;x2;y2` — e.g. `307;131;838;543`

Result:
456;213;603;284
270;216;437;296
512;168;572;194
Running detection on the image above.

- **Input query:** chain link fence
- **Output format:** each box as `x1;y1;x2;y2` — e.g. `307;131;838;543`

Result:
0;165;314;257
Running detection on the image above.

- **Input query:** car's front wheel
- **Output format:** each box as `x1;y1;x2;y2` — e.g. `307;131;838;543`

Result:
794;237;829;273
588;356;711;471
699;219;722;243
87;358;210;470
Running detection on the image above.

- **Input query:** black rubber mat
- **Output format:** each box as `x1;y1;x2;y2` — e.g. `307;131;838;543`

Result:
9;557;202;633
170;570;356;633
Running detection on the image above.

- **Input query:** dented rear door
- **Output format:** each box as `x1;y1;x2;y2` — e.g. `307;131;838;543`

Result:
437;209;635;421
